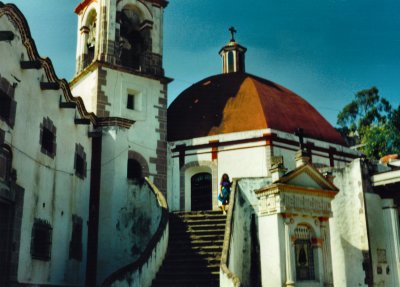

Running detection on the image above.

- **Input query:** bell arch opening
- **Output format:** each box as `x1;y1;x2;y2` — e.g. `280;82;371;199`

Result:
116;6;149;70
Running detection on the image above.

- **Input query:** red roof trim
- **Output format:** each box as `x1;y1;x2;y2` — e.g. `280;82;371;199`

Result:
75;0;97;15
171;133;357;160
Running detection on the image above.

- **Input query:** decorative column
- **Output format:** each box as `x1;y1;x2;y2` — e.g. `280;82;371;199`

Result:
285;218;295;286
382;199;400;286
320;218;333;287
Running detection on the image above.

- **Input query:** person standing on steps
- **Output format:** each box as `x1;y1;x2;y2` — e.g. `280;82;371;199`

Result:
218;173;232;214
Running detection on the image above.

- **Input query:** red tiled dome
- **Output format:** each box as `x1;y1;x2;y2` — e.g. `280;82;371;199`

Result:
168;72;345;145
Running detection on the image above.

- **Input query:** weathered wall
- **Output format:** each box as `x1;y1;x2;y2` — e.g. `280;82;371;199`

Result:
365;193;392;286
97;178;161;284
0;12;91;286
330;159;369;287
227;178;269;286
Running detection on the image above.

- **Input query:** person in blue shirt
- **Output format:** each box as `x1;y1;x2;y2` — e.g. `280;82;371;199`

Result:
218;173;232;214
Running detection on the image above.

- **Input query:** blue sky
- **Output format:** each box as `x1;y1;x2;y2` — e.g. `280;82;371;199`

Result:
8;0;400;125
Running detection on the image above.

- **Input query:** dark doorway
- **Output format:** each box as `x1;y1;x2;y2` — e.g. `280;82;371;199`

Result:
191;172;212;211
0;201;12;286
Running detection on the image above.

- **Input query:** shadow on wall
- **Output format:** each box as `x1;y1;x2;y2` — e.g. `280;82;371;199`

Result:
339;236;372;286
227;178;271;287
114;181;161;265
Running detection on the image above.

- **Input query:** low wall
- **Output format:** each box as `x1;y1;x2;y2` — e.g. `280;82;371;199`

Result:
102;178;169;287
220;177;271;287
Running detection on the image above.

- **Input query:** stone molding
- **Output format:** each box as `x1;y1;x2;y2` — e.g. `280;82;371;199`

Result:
179;160;217;210
258;190;333;217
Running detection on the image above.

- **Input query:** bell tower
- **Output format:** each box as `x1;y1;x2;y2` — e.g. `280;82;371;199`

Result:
74;0;166;77
70;0;170;285
219;27;247;74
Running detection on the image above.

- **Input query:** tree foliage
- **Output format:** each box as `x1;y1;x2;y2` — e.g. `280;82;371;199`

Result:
337;86;400;160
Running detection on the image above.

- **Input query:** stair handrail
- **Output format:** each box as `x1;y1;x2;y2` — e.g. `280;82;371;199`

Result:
220;179;242;287
101;177;169;287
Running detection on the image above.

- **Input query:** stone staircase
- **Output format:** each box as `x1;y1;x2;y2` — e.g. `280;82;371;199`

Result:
151;210;227;287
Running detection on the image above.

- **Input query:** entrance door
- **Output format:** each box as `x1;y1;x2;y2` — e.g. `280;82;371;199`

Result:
0;201;12;286
191;173;212;211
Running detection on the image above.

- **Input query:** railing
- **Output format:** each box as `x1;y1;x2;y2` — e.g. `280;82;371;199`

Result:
220;179;242;287
102;178;169;287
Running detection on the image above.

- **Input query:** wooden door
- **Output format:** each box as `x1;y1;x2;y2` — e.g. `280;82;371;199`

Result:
191;173;212;211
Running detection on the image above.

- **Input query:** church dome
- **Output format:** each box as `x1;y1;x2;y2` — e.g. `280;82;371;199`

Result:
167;72;346;145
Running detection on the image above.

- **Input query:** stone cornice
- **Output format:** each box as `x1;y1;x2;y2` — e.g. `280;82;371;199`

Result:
256;183;337;198
257;189;334;217
70;60;173;87
273;163;339;192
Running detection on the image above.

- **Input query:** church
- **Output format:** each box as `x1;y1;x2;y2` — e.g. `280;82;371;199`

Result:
1;1;400;287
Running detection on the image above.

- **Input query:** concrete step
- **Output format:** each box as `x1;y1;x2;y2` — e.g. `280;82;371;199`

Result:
169;239;224;247
151;210;226;287
171;217;227;226
167;244;222;254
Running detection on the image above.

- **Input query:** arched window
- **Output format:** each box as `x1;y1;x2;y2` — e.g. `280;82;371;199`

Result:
0;145;12;182
81;9;97;70
294;225;315;281
127;158;143;183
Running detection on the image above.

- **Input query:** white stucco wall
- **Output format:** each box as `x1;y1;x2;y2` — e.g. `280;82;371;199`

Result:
167;128;358;212
70;70;98;113
330;159;369;287
258;214;285;286
97;177;161;284
226;178;270;286
0;15;91;286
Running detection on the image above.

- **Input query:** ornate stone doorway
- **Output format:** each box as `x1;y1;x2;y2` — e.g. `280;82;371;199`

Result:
191;172;212;211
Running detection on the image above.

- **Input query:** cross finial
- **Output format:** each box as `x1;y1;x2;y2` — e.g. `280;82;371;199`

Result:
229;26;237;41
295;128;305;150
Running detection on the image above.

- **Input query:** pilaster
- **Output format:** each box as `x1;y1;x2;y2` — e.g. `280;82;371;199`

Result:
320;218;333;287
285;217;295;286
382;199;400;286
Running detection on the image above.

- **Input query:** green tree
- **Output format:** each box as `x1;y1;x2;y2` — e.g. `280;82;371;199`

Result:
337;86;400;160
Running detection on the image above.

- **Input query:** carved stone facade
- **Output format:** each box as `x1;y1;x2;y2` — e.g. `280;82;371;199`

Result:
256;163;337;287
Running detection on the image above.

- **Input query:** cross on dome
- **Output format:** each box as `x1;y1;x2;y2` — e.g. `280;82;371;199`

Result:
229;26;237;41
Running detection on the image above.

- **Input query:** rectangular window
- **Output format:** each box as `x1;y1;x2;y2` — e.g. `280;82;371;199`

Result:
0;153;7;181
31;219;52;261
40;118;56;158
0;92;11;120
127;94;135;110
69;215;83;261
42;128;54;155
0;89;16;128
0;147;10;181
74;144;86;179
75;154;84;177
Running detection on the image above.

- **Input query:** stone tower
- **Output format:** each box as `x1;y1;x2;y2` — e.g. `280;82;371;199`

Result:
70;0;170;285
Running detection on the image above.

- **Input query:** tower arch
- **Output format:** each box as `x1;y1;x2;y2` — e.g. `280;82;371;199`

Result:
77;5;99;72
116;1;154;70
